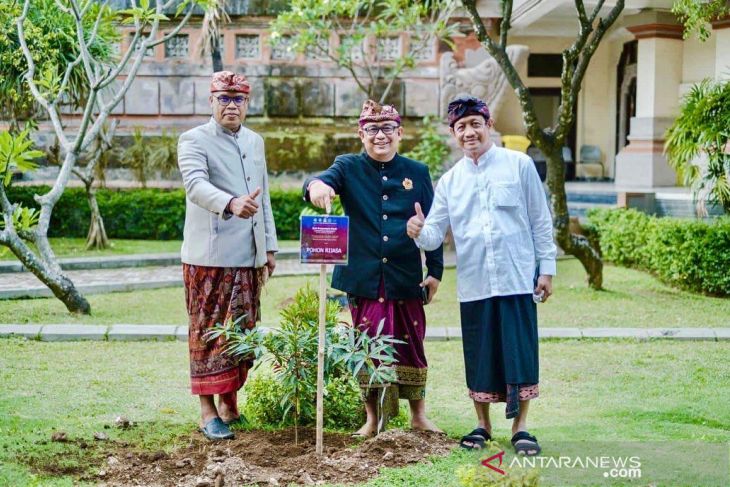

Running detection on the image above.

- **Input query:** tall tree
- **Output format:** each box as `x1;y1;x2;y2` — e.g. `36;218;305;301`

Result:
0;0;204;314
271;0;457;103
461;0;626;289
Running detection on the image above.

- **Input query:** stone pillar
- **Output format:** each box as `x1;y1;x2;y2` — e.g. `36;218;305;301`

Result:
712;18;730;81
614;24;683;187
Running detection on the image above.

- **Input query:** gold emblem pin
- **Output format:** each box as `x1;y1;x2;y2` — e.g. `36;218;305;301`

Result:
402;178;413;190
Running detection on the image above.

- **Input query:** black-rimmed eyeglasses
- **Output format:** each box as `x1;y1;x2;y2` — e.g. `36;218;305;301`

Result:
362;125;400;136
213;95;249;106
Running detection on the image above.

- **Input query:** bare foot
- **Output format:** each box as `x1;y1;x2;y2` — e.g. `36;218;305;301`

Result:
352;422;378;438
410;417;443;433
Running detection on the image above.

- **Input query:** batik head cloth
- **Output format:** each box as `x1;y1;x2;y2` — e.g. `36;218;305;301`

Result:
358;99;401;127
447;96;491;127
210;71;250;94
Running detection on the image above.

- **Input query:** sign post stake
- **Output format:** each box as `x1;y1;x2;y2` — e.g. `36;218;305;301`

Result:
300;214;349;457
316;262;326;455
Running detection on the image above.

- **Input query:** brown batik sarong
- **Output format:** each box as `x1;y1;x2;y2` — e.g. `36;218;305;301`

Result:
183;264;265;396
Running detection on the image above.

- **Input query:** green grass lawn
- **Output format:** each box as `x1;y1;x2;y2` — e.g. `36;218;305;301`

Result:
0;238;300;261
0;339;727;486
1;259;728;328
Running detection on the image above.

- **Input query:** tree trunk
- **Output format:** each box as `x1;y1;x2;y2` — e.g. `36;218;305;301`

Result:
4;232;90;314
85;186;109;250
541;143;603;289
211;35;223;72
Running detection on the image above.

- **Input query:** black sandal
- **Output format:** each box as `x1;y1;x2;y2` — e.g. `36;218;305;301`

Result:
511;431;541;456
459;427;491;450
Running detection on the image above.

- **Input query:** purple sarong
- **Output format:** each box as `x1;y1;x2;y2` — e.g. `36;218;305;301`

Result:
349;280;428;401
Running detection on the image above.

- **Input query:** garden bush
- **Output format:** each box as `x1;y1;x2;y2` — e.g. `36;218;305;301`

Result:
587;208;730;296
6;185;305;240
243;369;365;430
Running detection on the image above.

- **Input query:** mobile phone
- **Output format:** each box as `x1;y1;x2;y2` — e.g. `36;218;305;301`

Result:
421;285;430;305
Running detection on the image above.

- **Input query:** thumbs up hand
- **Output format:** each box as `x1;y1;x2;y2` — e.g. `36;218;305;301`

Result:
407;202;426;239
230;187;261;218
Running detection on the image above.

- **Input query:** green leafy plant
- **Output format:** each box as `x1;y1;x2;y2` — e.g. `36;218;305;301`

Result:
207;285;403;443
270;0;457;102
0;129;42;186
672;0;730;42
665;79;730;215
119;128;180;187
0;0;118;129
587;208;730;296
7;186;307;240
403;116;451;180
456;440;540;486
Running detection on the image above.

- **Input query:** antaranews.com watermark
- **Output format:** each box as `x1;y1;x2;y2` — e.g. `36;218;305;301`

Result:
476;441;728;486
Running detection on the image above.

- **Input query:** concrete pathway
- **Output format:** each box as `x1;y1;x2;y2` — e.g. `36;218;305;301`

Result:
0;324;727;342
0;251;460;299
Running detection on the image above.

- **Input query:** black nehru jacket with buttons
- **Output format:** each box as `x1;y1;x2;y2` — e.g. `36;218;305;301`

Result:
303;152;443;300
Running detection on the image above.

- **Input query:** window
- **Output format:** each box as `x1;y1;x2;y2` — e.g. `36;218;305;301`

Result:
527;54;563;78
165;34;189;58
235;34;260;59
409;35;434;62
377;36;401;62
271;35;295;60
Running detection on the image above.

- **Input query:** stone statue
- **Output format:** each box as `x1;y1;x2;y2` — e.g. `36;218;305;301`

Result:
439;45;529;119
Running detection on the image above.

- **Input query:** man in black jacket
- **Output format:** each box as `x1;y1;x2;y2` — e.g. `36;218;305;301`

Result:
303;100;444;437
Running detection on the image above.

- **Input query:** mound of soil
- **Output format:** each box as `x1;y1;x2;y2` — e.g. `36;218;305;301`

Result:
95;428;455;486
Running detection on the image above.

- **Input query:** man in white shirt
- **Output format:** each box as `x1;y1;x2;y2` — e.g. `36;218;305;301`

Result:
406;96;556;456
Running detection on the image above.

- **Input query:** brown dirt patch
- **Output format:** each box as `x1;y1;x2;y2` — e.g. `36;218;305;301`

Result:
93;428;455;486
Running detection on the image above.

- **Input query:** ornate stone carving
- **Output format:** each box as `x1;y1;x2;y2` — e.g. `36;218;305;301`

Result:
271;35;295;60
439;45;529;118
377;36;401;62
235;34;260;59
165;34;188;58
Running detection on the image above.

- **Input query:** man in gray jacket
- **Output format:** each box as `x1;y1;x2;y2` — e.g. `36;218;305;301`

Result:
178;71;278;441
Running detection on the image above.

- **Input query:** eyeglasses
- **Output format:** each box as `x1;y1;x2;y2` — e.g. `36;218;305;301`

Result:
362;124;400;137
213;95;249;106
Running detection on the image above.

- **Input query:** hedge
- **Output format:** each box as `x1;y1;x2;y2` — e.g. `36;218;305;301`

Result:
586;208;730;296
6;185;306;241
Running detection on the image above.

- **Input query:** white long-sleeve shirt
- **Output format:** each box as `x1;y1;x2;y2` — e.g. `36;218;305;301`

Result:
416;144;557;302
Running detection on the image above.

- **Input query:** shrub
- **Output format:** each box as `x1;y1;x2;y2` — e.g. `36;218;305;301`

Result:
587;208;730;296
243;369;365;431
209;285;403;441
5;185;305;240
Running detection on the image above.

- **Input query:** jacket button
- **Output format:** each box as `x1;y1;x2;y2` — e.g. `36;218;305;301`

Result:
247;177;251;181
382;214;388;220
253;222;257;227
382;257;388;263
378;297;385;303
383;235;388;242
382;195;388;201
382;176;388;181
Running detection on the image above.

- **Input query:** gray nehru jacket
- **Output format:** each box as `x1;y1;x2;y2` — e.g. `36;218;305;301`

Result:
177;117;278;268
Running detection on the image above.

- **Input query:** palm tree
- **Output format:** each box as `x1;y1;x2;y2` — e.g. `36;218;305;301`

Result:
198;0;229;72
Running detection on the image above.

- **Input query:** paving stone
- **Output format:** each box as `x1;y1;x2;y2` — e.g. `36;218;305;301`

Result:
175;325;189;342
0;324;43;338
40;325;108;341
539;327;581;339
714;329;730;340
582;328;649;339
108;324;179;341
446;327;462;340
425;327;448;341
671;328;717;341
646;328;680;338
